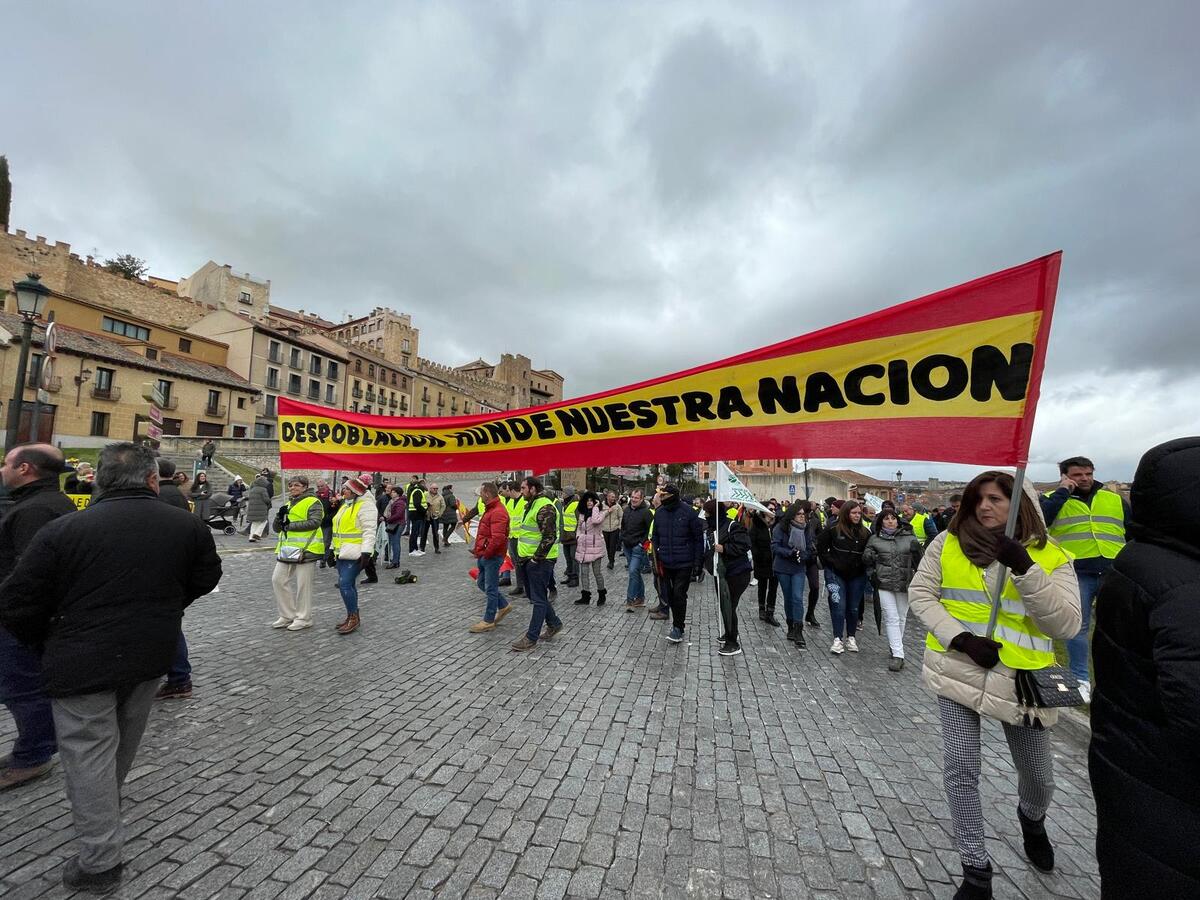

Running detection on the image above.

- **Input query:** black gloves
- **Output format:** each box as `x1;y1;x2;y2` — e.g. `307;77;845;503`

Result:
325;550;336;567
950;632;1004;669
996;537;1034;575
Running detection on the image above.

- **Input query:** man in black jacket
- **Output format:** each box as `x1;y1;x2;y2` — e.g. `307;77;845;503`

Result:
649;484;705;643
619;489;653;610
0;444;76;791
155;458;196;700
0;442;221;894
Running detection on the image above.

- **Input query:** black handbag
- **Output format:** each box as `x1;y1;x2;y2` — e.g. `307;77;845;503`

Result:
1015;667;1086;710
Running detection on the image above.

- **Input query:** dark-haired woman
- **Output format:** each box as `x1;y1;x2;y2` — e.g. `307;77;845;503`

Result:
863;509;924;671
771;501;810;648
909;471;1081;900
706;501;753;656
748;508;778;625
816;501;870;655
190;470;212;521
800;500;823;627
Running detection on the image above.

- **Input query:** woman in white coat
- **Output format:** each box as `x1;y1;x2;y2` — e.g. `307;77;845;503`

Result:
328;476;379;635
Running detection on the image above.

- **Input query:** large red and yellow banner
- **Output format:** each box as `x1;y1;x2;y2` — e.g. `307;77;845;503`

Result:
279;253;1060;473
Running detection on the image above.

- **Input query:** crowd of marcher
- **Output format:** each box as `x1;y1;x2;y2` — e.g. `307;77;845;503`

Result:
0;439;1197;899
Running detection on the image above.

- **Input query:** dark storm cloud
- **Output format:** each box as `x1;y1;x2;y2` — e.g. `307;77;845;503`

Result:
2;0;1196;478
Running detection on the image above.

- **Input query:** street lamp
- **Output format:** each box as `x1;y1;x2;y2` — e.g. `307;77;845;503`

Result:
5;273;50;450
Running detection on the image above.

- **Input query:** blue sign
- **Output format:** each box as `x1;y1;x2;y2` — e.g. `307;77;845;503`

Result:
897;492;906;502
788;484;797;495
708;479;717;491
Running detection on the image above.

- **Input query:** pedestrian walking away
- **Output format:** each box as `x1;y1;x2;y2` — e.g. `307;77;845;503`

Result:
1039;455;1129;701
573;490;608;606
817;500;870;655
559;485;580;587
772;500;812;649
439;484;459;545
326;476;378;635
511;476;563;652
707;500;753;656
271;475;325;630
0;442;222;894
1088;437;1200;899
0;444;76;791
747;507;779;626
156;460;198;701
650;483;705;644
600;490;622;569
908;470;1081;900
619;488;653;610
469;482;511;632
244;473;273;542
800;500;823;627
863;509;925;671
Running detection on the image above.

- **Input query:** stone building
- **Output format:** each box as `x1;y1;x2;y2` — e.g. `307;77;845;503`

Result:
178;260;272;321
187;309;348;440
455;353;564;409
303;333;414;417
0;312;256;445
329;306;419;368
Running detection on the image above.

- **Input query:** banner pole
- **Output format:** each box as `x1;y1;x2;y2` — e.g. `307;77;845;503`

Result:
985;465;1026;639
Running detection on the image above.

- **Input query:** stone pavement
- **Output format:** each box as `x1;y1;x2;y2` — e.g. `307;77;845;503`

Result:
0;541;1100;899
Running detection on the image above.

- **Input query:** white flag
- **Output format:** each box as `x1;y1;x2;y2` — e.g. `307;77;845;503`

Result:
715;462;771;513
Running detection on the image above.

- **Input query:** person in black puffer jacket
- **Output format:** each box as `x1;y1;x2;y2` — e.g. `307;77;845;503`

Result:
1089;436;1200;899
649;483;705;643
705;501;753;656
816;500;870;655
748;509;778;625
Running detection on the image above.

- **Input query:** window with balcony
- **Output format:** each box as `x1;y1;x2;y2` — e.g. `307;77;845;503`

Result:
92;367;117;400
289;347;301;369
268;340;281;363
310;355;322;375
287;373;301;394
368;364;375;378
266;367;279;390
307;379;320;400
206;389;223;416
354;359;361;373
156;379;175;409
421;403;428;416
401;375;409;390
327;361;339;380
390;372;397;385
352;380;363;399
101;316;150;342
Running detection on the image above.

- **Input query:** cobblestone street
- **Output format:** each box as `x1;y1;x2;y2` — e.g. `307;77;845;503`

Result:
1;541;1100;899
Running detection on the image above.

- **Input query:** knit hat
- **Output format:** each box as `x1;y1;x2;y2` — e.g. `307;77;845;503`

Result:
661;483;680;498
358;473;373;487
830;499;845;511
346;477;368;496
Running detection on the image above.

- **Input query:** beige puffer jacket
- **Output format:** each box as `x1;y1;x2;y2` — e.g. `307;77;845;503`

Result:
909;523;1082;727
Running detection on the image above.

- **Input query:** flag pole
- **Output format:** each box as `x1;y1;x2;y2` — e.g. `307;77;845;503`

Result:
985;465;1026;639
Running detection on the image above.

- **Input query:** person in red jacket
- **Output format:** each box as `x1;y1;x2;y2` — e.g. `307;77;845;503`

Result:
469;482;512;633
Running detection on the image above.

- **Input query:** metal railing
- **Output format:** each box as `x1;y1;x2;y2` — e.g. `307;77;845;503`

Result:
91;385;122;401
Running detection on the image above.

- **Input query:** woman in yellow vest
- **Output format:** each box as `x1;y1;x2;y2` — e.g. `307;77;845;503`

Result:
328;476;379;635
909;471;1081;900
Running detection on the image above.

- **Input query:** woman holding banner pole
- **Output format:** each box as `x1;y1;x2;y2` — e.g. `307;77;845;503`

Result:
909;471;1080;900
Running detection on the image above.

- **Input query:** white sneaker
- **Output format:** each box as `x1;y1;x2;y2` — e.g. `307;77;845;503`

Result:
846;637;859;653
271;617;292;629
411;550;425;557
1077;680;1091;704
831;638;845;655
286;620;313;631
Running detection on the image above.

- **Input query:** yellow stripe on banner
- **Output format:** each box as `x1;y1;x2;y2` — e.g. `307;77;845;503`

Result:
280;312;1040;457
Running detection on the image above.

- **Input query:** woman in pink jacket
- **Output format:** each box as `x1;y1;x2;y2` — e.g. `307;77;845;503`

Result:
574;491;608;606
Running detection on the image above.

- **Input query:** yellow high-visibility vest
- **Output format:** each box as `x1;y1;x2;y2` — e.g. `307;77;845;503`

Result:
276;496;325;558
925;534;1070;670
331;498;364;552
1045;490;1126;560
516;495;560;559
563;500;578;532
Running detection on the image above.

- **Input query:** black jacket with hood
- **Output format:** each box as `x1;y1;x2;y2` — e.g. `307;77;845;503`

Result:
1089;437;1200;898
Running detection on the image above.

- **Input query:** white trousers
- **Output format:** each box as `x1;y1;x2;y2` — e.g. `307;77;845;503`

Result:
249;519;269;540
272;561;315;624
878;589;910;658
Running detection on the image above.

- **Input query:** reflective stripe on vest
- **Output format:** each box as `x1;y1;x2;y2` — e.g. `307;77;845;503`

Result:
331;498;364;551
562;500;578;532
517;495;560;559
1045;490;1126;559
925;534;1069;670
910;513;929;542
276;496;325;556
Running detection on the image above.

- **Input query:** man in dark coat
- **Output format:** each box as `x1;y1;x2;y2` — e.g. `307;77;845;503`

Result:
0;442;222;894
649;483;705;643
0;444;76;791
1089;437;1200;899
156;458;190;511
155;459;195;700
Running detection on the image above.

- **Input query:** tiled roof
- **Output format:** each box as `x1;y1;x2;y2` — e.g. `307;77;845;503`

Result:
269;304;336;329
812;468;896;487
0;312;256;393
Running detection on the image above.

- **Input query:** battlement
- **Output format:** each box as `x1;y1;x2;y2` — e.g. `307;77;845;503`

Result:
416;357;492;387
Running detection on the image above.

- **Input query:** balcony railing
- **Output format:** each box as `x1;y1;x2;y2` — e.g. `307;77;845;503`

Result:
352;387;363;399
286;383;301;396
205;403;227;418
39;375;63;393
389;397;398;409
161;396;179;410
306;389;320;401
365;393;376;404
268;349;282;364
91;385;122;402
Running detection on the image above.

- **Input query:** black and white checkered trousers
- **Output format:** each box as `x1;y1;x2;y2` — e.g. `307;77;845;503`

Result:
937;696;1055;868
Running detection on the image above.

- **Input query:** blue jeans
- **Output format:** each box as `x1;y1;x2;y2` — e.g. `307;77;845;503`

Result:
525;558;562;641
167;632;192;687
0;625;56;767
336;559;360;614
1066;570;1102;682
476;556;508;622
826;571;867;639
388;528;402;563
623;543;646;602
776;569;807;625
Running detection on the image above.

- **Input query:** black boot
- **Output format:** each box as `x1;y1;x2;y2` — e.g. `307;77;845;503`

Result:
575;590;591;606
953;863;993;900
794;626;806;648
1018;807;1055;872
764;608;779;627
597;590;607;606
786;623;798;641
758;607;768;622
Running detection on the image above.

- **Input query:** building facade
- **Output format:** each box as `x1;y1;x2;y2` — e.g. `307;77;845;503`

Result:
178;260;272;321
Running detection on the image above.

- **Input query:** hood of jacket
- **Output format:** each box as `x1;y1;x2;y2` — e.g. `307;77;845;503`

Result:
1127;436;1200;560
253;476;272;490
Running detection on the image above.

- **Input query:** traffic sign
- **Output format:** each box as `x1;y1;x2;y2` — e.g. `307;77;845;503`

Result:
39;356;54;390
788;484;796;495
44;322;58;354
148;405;163;425
708;479;717;491
897;492;906;502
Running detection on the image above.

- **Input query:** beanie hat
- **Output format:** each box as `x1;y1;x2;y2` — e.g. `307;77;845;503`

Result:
157;459;177;478
358;473;373;487
346;477;368;496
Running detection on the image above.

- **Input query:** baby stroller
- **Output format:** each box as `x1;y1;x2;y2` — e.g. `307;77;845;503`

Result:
204;492;241;535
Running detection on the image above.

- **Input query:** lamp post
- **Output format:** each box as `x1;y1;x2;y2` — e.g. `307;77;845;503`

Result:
802;457;810;499
4;273;50;450
895;470;903;503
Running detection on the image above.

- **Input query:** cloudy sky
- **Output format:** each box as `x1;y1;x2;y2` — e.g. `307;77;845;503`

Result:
4;2;1196;481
